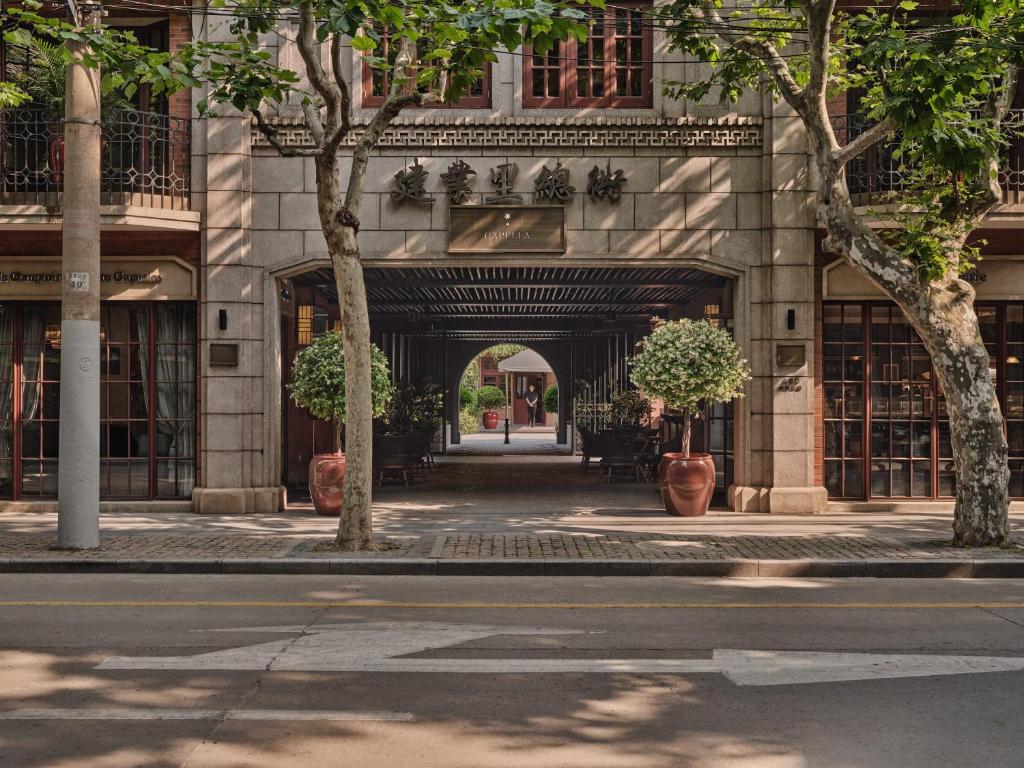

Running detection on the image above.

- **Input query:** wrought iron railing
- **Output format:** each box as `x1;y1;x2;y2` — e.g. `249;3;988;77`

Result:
832;110;1024;207
0;107;191;210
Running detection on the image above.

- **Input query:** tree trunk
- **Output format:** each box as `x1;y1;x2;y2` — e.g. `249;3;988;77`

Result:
903;283;1010;546
681;409;692;458
821;180;1010;546
315;152;375;551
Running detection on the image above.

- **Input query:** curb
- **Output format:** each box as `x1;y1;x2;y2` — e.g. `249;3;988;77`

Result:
1;557;1023;577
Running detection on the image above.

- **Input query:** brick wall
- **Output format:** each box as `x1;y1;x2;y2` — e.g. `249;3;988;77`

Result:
167;11;192;125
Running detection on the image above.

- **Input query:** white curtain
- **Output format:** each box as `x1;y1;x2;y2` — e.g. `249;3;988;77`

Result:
0;308;13;486
20;308;43;422
155;306;196;495
135;307;150;415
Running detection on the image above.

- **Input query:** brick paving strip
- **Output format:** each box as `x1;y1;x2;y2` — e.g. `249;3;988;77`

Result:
1;532;1022;563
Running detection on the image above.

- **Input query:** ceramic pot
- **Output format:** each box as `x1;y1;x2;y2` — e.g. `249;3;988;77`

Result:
658;452;715;517
483;410;499;430
308;452;346;516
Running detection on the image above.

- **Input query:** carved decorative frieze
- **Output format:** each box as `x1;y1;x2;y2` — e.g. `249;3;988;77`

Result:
251;116;763;150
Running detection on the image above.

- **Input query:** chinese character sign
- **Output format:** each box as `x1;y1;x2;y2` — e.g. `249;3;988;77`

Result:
391;159;432;204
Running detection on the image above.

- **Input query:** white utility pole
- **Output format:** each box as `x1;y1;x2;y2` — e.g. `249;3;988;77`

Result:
56;0;102;549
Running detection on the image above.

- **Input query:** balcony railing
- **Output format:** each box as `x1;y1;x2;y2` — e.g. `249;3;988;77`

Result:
832;111;1024;207
0;107;191;211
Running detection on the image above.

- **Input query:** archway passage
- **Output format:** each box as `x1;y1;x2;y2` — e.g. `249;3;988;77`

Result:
452;344;565;456
280;265;734;501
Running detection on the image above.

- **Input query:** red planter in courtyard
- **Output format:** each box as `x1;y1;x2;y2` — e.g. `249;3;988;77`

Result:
309;452;346;516
658;452;715;517
482;410;499;430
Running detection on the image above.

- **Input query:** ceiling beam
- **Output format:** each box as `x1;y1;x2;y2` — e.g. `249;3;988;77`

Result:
363;280;719;291
366;299;677;308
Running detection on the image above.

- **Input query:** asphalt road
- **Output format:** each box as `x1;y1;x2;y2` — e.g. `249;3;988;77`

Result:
1;575;1023;768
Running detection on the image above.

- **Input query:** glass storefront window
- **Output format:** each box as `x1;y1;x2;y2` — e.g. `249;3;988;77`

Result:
824;301;1022;500
0;301;196;501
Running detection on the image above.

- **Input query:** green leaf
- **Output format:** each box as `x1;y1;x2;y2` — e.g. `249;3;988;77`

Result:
350;35;377;52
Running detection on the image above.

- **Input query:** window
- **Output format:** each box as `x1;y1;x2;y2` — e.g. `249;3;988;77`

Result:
524;2;652;108
297;305;331;346
0;301;196;501
821;300;1019;500
361;30;490;108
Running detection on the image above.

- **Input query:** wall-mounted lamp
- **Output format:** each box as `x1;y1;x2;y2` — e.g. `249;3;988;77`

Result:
218;309;228;332
279;286;292;302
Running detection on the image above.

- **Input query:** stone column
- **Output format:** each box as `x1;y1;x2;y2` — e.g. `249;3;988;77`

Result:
191;110;283;514
731;98;827;514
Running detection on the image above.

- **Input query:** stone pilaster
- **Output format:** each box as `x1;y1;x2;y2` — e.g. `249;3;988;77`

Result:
731;98;827;514
192;112;283;514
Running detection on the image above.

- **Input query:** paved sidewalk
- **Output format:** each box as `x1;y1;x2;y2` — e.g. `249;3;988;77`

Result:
2;531;1022;577
3;459;1023;576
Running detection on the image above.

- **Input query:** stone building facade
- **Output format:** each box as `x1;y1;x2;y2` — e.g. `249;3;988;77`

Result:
3;4;1020;514
189;7;824;515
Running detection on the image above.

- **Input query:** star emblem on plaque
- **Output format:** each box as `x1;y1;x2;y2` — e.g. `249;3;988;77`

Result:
533;161;575;203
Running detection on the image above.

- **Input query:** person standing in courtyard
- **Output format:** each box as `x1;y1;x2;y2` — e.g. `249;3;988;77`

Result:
525;385;540;427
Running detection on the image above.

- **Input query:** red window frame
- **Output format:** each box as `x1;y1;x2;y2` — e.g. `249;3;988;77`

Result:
523;2;653;108
361;32;491;108
0;301;197;502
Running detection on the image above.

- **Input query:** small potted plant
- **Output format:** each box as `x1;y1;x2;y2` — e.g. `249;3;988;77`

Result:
289;332;393;516
476;385;506;430
609;389;653;428
631;319;750;516
543;384;559;425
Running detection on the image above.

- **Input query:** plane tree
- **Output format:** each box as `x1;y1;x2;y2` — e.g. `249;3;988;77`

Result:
660;0;1024;545
182;0;590;550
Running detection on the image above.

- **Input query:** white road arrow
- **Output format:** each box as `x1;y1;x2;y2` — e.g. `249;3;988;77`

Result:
97;622;1024;686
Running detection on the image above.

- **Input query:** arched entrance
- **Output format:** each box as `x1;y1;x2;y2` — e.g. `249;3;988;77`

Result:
450;343;566;456
276;263;738;502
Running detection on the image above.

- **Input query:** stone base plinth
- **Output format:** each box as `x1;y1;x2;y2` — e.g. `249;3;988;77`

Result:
191;486;286;515
729;485;828;514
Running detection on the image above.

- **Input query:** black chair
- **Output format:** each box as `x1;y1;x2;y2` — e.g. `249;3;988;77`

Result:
599;440;642;483
374;434;418;486
578;426;604;471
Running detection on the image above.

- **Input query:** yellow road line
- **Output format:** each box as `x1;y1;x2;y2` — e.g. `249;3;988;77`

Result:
0;600;1022;610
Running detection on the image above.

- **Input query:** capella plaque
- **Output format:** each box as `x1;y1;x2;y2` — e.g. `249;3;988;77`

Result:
448;205;566;254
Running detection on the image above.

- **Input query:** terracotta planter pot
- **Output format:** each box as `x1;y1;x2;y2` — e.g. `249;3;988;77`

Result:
483;410;499;430
308;452;346;517
658;452;715;517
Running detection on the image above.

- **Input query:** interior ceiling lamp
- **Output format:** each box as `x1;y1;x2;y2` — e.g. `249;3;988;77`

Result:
44;325;107;348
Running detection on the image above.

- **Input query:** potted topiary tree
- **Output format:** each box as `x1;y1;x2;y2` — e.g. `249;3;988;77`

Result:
289;332;393;516
476;385;506;430
543;384;559;423
631;319;750;517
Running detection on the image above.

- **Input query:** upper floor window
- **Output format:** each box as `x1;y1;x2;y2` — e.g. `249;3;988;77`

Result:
361;30;491;108
524;2;652;108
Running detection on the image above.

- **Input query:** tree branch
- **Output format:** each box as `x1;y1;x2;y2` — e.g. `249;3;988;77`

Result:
252;109;320;157
831;117;896;169
295;0;336;146
322;33;352;152
698;0;806;113
344;37;421;212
